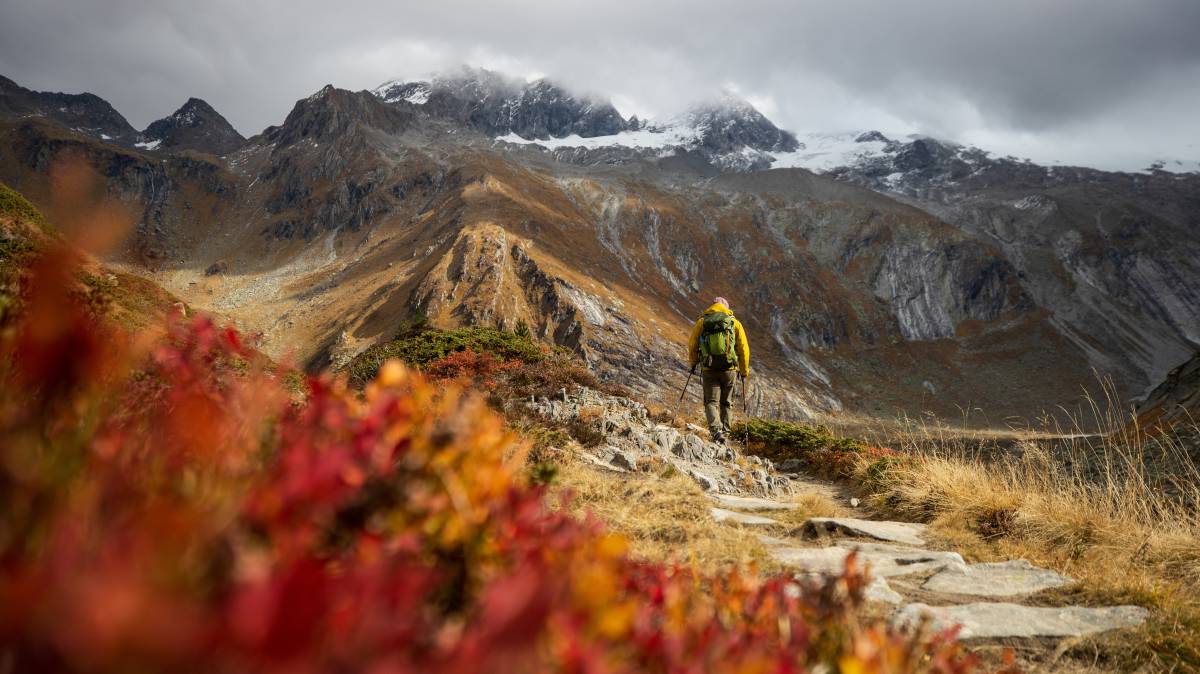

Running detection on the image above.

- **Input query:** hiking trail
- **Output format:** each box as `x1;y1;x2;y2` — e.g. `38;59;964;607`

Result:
533;386;1150;665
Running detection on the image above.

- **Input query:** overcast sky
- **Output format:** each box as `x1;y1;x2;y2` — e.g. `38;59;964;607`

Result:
2;0;1199;171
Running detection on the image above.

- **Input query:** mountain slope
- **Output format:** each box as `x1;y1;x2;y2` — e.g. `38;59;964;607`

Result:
821;134;1200;392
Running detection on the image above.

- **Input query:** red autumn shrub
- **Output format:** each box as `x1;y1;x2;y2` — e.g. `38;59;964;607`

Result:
0;251;986;674
423;348;520;385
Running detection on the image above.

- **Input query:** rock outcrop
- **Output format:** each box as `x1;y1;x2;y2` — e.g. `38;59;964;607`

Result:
1136;350;1200;434
528;386;789;497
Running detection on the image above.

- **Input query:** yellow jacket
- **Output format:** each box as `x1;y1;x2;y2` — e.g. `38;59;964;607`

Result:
687;303;750;376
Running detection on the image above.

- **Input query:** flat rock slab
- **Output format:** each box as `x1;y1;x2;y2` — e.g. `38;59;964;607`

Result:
803;517;928;546
770;542;965;578
711;507;779;526
923;560;1072;597
796;572;904;604
893;602;1149;639
709;494;800;511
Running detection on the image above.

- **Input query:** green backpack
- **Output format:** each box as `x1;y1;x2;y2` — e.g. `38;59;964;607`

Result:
699;312;738;371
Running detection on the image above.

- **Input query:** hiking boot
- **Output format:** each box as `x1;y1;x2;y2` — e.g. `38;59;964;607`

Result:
712;431;727;445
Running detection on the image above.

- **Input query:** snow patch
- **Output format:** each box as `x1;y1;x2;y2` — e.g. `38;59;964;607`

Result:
495;122;699;152
135;139;163;151
404;87;430;105
373;80;431;105
769;133;891;172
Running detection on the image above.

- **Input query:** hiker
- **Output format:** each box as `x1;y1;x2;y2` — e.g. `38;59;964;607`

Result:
687;297;750;444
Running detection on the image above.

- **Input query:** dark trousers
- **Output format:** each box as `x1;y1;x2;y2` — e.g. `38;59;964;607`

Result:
701;368;736;434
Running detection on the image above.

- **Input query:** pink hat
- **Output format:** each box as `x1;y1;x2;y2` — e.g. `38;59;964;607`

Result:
713;296;729;308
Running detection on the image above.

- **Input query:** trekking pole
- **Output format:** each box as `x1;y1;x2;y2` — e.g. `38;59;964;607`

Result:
740;373;750;446
674;363;697;421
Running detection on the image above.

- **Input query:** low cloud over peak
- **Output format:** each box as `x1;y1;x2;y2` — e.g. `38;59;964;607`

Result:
2;0;1198;171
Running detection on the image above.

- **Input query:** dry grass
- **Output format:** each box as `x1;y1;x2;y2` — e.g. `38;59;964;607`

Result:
545;453;775;573
833;380;1200;672
540;450;843;575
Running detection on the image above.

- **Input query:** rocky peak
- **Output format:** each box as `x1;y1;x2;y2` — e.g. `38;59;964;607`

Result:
374;67;630;140
855;130;890;144
267;85;414;147
433;66;523;102
141;97;246;155
675;92;800;154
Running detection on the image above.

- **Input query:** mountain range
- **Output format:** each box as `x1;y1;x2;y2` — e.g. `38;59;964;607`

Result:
1;67;1197;424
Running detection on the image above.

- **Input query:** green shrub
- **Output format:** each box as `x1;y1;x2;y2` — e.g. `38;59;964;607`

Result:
731;418;841;459
0;182;51;234
732;417;898;480
513;318;531;339
349;326;547;386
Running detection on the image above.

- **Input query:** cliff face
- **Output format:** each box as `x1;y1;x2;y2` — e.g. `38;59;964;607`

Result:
828;135;1200;392
1;76;1196;424
1137;352;1200;434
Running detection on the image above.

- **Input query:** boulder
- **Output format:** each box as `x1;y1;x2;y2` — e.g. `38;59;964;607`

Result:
608;449;639;472
652;427;680;454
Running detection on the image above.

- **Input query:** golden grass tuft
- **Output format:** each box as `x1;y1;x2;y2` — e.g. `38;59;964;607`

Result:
832;379;1200;671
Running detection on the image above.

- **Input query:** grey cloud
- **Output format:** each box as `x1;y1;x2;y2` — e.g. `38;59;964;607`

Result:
1;0;1198;169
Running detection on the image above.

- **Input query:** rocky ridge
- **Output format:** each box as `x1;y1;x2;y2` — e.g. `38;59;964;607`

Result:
0;74;139;145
